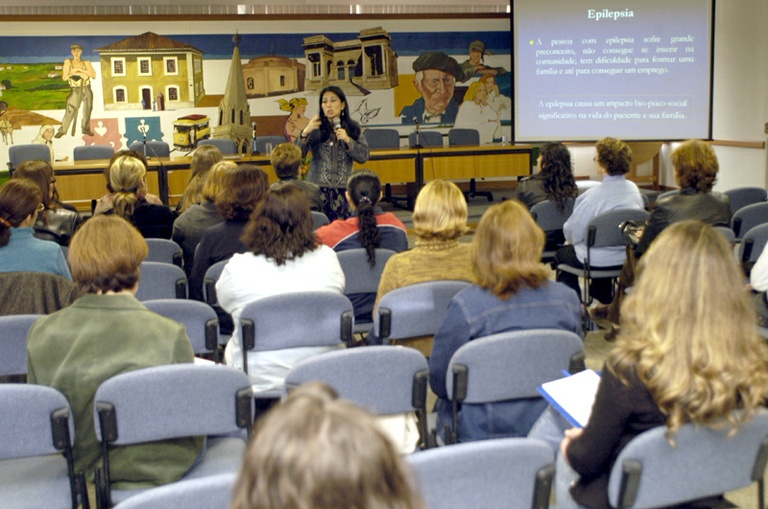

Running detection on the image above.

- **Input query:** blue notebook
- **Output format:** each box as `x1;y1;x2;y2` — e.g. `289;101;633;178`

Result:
537;369;601;428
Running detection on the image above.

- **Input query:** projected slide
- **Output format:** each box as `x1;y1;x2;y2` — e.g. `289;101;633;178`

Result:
513;0;713;141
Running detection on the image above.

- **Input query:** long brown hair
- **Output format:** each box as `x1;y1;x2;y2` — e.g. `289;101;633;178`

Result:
0;179;42;247
215;165;269;221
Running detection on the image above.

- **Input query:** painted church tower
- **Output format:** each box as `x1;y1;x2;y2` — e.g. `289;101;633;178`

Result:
212;32;251;153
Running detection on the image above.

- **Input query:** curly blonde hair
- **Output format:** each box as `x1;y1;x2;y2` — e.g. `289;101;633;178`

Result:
610;220;768;437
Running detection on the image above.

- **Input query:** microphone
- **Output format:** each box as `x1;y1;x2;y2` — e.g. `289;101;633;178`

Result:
413;116;420;126
332;117;341;129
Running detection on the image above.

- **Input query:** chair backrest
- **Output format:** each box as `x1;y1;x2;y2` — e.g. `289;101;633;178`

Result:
108;472;236;509
142;299;219;360
73;145;115;161
240;292;354;357
363;128;401;149
713;225;736;245
607;411;768;509
406;437;555;509
530;198;575;233
448;128;481;147
197;138;237;155
656;189;679;201
374;280;472;341
0;384;79;509
255;135;287;154
446;329;584;404
0;314;43;377
136;261;188;301
739;223;768;274
94;364;253;447
311;210;330;230
408;130;443;149
732;202;768;239
145;238;183;267
8;144;53;172
337;248;396;295
586;208;650;249
724;186;767;215
129;140;171;158
202;259;230;307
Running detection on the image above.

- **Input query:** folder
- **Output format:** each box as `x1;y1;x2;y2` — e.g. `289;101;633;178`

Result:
537;369;601;428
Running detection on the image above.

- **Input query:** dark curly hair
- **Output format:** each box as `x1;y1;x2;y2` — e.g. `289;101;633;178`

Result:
539;142;577;212
347;170;382;267
216;165;269;221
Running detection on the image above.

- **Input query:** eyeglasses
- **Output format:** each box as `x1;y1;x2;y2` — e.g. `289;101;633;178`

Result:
50;178;56;184
36;203;45;213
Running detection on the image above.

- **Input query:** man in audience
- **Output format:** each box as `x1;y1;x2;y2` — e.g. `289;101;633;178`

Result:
269;142;323;212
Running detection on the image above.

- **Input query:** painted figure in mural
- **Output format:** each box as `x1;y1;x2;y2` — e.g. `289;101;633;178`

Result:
0;102;13;146
55;44;96;138
458;40;508;83
279;97;310;142
453;81;500;145
479;73;511;140
32;124;56;159
399;52;463;125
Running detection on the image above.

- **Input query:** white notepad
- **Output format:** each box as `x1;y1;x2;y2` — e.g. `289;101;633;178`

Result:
537;369;601;428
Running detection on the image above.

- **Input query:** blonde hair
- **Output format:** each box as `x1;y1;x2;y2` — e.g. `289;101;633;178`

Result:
109;154;147;220
178;144;224;211
412;180;468;241
671;139;719;192
471;200;548;299
463;80;485;102
610;220;768;436
231;382;424;509
201;160;236;202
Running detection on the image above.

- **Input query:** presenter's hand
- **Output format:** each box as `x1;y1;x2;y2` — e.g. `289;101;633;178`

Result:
302;114;322;137
335;127;350;144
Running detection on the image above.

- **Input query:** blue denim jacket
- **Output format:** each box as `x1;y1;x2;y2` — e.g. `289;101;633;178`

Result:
428;282;583;442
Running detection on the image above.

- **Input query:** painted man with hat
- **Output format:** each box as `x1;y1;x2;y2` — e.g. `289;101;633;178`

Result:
399;51;462;125
56;43;96;138
459;40;508;83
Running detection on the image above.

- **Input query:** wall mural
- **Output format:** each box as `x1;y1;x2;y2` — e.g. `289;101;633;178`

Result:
0;23;510;166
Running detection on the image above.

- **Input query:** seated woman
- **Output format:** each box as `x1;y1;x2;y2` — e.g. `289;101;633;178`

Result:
596;139;732;331
13;160;83;246
269;142;323;212
429;200;582;442
315;170;407;322
554;137;644;304
176;143;224;213
172;160;236;275
93;150;162;215
188;164;268;301
369;179;474;352
217;185;345;394
105;153;175;238
550;221;768;509
231;382;425;509
0;179;71;280
26;214;203;489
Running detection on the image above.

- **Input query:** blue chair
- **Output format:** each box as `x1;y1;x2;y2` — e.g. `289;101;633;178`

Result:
363;128;401;149
448;128;480;147
143;299;220;362
740;223;768;276
111;473;235;509
406;437;555;509
530;198;575;262
254;135;286;155
73;145;115;161
408;130;443;149
135;261;188;301
197;138;237;155
145;238;183;267
723;186;767;215
311;211;330;231
336;248;397;334
8;143;52;173
0;314;43;377
129;140;170;158
731;202;768;240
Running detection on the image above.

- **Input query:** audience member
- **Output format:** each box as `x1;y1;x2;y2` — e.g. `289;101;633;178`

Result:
217;185;345;393
26;214;203;488
370;179;473;353
316;170;408;322
554;137;644;304
429;200;582;442
0;179;71;280
542;221;768;509
188;164;268;301
172;160;236;275
269;142;323;211
230;382;425;509
13;159;83;245
93;149;162;215
176;143;224;213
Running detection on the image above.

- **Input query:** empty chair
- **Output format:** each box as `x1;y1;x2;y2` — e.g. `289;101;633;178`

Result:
135;261;188;301
0;384;85;509
724;186;767;215
447;128;480;147
197;138;237;155
406;438;554;509
740;223;768;276
731;201;768;240
336;248;396;334
607;411;768;509
0;314;42;377
143;299;220;362
73;145;115;161
556;208;649;304
285;345;430;450
128;140;171;158
111;473;236;509
530;198;575;262
363;128;401;149
408;130;443;149
374;280;472;345
444;329;584;444
254;135;286;154
93;364;253;508
311;210;330;230
8;143;52;173
145;238;183;267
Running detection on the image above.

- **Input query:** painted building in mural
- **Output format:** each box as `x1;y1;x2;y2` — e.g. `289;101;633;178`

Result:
242;55;305;98
212;34;252;153
303;26;398;95
96;32;205;111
